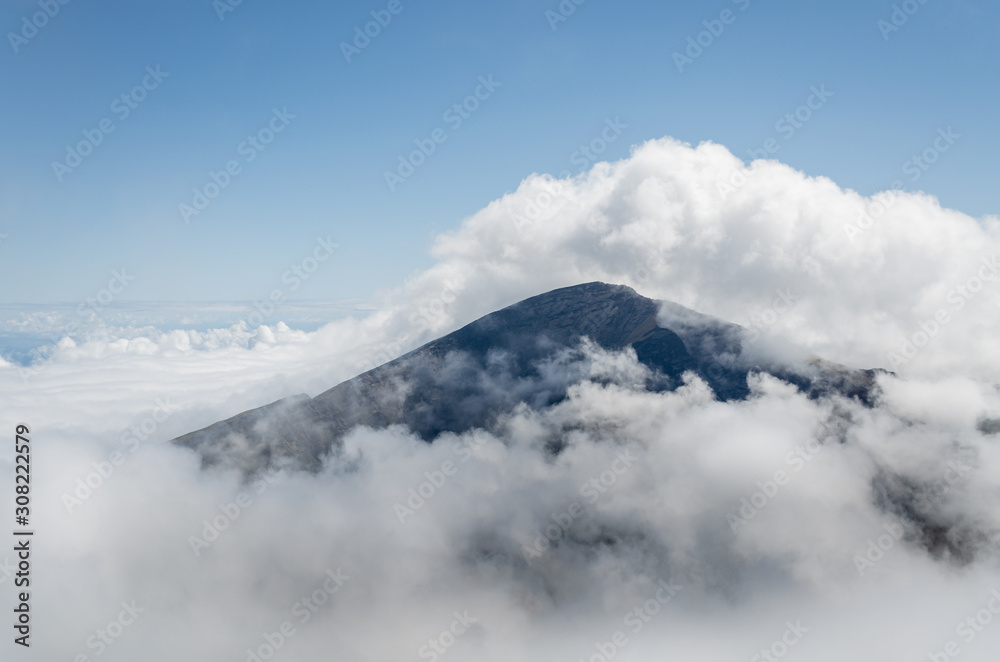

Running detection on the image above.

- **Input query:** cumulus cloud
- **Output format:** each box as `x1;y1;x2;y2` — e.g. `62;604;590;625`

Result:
399;137;1000;380
1;137;999;661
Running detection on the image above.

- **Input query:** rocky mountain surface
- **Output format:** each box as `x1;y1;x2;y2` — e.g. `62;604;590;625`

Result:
173;282;884;475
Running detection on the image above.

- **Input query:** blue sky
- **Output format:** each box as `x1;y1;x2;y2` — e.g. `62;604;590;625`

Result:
1;0;997;304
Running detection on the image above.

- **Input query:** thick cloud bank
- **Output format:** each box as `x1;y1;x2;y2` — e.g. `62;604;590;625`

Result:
2;137;999;661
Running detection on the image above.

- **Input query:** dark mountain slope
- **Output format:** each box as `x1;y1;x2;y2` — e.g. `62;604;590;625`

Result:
173;282;883;475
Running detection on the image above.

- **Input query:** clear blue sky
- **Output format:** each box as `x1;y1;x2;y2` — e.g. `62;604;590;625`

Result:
1;0;997;303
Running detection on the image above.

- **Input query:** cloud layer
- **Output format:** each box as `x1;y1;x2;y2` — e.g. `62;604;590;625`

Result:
2;137;999;661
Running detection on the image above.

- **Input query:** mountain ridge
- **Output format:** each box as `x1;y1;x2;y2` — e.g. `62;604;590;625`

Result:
174;282;884;475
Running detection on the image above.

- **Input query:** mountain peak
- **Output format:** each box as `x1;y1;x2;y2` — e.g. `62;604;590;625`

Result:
173;283;882;476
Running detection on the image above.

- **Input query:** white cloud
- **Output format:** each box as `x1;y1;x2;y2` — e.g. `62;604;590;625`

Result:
1;136;999;660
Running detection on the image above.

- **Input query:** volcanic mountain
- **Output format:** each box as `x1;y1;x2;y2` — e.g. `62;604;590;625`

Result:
173;282;884;476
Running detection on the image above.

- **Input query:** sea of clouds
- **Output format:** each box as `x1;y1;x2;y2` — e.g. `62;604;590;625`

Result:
1;137;999;661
